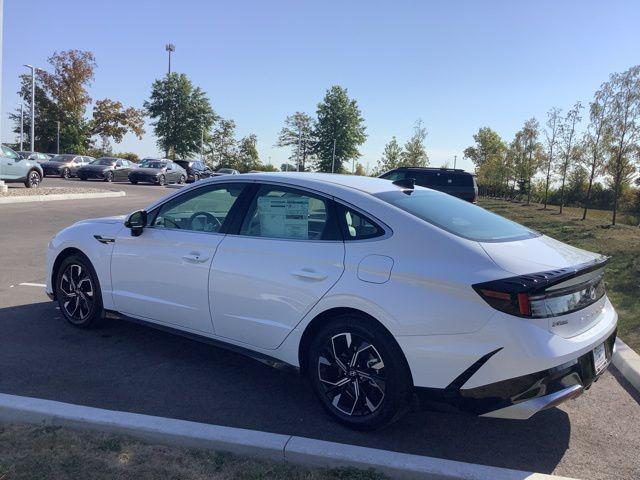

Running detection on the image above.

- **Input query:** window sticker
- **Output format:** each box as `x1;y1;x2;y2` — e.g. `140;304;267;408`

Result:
257;196;310;239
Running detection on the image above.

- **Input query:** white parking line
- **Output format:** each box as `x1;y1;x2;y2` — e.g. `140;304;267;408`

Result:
19;283;46;288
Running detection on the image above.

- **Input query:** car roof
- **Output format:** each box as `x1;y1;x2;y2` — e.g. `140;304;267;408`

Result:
200;172;410;195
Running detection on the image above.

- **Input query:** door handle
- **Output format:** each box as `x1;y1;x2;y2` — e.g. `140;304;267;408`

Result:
182;253;209;264
290;269;328;281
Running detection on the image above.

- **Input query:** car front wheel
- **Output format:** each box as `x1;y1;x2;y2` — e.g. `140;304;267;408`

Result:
61;168;71;179
54;254;104;328
157;174;166;186
24;169;42;188
104;171;114;182
307;315;412;430
178;174;186;184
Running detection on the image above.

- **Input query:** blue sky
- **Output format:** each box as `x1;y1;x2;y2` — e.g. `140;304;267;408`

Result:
2;0;639;172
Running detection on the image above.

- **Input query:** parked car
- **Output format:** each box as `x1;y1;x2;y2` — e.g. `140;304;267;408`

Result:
42;154;95;178
77;157;137;182
0;144;43;188
128;159;187;185
379;167;478;203
45;173;616;430
18;151;51;163
174;159;213;183
215;168;240;175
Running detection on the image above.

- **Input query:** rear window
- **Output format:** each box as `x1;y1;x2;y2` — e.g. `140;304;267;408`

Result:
375;189;538;242
381;170;474;187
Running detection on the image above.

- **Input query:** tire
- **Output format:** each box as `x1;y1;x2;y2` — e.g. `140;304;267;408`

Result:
61;168;71;179
193;173;199;182
130;179;138;185
79;176;87;181
307;314;413;430
24;169;42;188
54;254;104;329
178;174;186;184
157;174;166;186
104;171;114;182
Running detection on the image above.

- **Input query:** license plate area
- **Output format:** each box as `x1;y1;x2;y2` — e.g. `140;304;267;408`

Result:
593;342;608;376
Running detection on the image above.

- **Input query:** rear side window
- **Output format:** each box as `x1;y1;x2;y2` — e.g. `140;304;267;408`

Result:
240;185;339;240
375;189;537;242
338;206;384;240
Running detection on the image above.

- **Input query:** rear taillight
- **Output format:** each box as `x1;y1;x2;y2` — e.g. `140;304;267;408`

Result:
474;261;607;318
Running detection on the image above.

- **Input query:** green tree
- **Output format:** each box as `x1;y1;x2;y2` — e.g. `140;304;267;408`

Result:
401;120;429;167
276;112;316;171
542;108;561;209
208;118;237;169
463;127;504;169
373;136;403;175
605;65;640;225
313;86;366;172
11;50;144;153
557;102;583;213
145;73;218;159
236;135;261;172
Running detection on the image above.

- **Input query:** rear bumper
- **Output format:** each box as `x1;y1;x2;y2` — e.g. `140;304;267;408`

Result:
414;329;616;419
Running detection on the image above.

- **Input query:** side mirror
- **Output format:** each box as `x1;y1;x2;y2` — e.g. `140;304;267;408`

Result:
124;210;147;236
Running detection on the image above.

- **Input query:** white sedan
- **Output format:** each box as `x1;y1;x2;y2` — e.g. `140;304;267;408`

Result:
45;173;617;430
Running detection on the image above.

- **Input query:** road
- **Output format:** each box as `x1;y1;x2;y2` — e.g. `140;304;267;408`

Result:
1;178;639;480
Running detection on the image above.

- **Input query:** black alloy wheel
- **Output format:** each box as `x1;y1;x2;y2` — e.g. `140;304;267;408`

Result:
104;171;114;182
25;170;41;188
308;315;412;430
55;254;104;328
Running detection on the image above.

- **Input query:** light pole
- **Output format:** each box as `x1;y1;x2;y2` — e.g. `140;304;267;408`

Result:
165;44;175;75
19;101;24;151
24;64;39;152
56;121;60;154
0;0;4;193
454;155;457;169
331;138;337;173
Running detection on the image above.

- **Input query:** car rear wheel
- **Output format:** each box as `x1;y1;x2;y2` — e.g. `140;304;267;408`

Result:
54;254;104;328
157;174;166;186
104;171;114;182
130;179;138;185
61;168;71;179
24;169;41;188
307;314;413;430
193;173;199;182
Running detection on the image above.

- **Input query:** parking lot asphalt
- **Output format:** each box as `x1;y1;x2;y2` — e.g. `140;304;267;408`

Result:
1;177;639;480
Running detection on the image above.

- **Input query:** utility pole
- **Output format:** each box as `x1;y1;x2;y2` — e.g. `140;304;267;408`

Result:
165;44;175;75
19;102;24;151
454;155;457;169
24;64;39;152
297;127;302;172
331;138;337;173
200;128;204;160
0;0;5;193
56;121;60;154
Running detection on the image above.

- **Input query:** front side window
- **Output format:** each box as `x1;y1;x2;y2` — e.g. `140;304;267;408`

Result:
2;146;20;159
240;186;335;240
152;184;245;233
375;189;538;242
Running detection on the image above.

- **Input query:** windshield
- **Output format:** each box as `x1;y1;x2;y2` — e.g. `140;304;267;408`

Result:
218;168;235;174
50;155;75;163
375;189;538;242
92;158;116;166
140;161;166;169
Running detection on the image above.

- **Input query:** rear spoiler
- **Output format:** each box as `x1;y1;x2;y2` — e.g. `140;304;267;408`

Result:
473;256;609;296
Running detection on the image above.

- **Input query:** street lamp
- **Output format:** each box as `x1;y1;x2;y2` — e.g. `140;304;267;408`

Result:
165;43;175;75
24;64;40;152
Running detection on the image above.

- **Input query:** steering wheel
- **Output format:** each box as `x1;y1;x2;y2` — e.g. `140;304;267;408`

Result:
189;211;222;232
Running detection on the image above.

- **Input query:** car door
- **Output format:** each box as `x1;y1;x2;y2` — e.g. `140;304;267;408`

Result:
110;182;248;334
114;159;125;180
0;146;22;179
209;183;345;350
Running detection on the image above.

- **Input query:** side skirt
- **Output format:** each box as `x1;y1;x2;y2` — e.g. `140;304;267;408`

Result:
104;310;301;375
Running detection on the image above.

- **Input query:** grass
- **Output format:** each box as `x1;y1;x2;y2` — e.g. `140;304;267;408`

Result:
479;197;640;351
0;424;387;480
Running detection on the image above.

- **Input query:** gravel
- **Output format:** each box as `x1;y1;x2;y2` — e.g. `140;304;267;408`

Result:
1;186;105;197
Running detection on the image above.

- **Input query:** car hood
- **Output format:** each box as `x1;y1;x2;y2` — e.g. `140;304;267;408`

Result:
480;235;602;275
75;215;126;226
131;168;163;175
79;164;111;172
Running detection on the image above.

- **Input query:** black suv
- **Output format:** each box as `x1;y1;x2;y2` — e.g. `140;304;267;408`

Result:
379;167;478;203
174;160;213;183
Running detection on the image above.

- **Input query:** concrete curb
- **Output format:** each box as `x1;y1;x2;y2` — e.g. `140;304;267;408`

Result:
612;338;640;393
0;190;125;204
0;393;576;480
